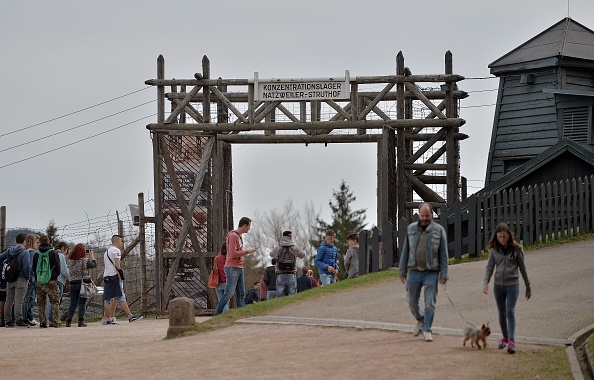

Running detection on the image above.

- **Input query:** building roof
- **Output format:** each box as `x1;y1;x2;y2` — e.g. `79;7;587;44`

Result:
478;139;594;195
489;18;594;71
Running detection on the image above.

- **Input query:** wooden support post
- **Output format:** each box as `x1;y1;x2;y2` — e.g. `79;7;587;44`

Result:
138;192;148;314
445;51;459;207
396;52;406;222
1;206;5;251
154;55;165;314
202;56;211;124
179;85;186;124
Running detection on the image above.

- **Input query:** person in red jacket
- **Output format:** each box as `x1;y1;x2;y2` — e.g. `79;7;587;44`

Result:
213;217;257;316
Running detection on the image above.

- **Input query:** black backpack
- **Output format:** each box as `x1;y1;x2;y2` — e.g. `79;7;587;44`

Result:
277;246;295;272
2;252;21;283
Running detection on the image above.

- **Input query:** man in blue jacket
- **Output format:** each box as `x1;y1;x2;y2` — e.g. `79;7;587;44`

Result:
315;230;339;286
398;203;449;342
0;233;30;327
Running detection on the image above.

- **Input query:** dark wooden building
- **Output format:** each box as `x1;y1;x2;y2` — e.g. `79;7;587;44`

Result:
485;18;594;187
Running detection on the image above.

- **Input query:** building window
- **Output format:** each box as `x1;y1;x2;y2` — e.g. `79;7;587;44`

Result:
562;106;591;143
503;158;530;175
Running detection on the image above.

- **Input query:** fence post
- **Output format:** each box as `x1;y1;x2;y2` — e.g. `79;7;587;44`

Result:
467;195;477;256
138;192;148;314
371;226;380;273
383;220;394;270
453;200;462;260
0;206;5;252
397;217;408;270
358;230;368;276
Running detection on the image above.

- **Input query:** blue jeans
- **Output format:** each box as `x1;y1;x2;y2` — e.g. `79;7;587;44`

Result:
22;280;37;321
266;290;277;300
319;272;336;286
405;270;439;332
213;267;245;316
275;274;297;297
68;282;87;321
215;282;229;313
493;283;519;341
47;281;64;322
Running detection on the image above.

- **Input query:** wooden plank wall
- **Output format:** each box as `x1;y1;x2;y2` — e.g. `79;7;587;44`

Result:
360;175;594;273
488;71;560;184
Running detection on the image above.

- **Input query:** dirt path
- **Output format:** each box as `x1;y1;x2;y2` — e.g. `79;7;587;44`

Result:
5;240;593;379
1;317;566;380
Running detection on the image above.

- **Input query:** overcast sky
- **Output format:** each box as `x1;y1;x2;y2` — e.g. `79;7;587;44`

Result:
1;0;594;241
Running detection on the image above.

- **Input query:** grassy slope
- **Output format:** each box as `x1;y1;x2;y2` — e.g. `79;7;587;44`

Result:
171;233;594;379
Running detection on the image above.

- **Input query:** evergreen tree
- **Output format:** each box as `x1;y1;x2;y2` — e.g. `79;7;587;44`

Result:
45;219;59;244
311;180;366;277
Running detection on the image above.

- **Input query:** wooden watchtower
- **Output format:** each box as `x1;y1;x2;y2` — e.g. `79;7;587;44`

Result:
145;52;467;313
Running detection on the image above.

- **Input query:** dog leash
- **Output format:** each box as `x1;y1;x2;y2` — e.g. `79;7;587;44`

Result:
442;283;477;329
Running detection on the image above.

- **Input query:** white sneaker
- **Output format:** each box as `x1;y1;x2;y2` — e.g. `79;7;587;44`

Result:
413;321;422;336
423;331;433;342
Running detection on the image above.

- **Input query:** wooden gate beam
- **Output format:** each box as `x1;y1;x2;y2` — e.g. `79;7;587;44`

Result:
147;118;464;133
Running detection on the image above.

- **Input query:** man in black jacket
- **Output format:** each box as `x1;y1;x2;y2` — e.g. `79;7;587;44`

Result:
297;266;312;293
263;259;277;299
32;235;61;328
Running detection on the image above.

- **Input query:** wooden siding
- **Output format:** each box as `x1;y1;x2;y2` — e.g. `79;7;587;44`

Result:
487;72;560;184
512;152;594;188
565;68;594;91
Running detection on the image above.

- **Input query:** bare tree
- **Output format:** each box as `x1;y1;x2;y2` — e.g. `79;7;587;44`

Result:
247;199;321;270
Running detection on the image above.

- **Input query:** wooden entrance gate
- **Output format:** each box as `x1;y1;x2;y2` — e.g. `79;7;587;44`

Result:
145;52;467;313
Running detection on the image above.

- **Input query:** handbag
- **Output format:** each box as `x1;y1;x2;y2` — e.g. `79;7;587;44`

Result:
207;258;219;288
79;259;98;299
107;252;125;280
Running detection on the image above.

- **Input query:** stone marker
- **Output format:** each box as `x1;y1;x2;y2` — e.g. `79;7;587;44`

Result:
167;297;195;337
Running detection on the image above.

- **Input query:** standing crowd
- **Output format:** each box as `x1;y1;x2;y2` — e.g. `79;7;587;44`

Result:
0;233;142;328
212;217;360;313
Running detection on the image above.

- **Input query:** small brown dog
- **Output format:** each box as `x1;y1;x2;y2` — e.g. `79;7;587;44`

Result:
463;323;491;350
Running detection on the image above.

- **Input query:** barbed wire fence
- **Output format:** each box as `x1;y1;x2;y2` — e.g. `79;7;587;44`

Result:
4;197;157;320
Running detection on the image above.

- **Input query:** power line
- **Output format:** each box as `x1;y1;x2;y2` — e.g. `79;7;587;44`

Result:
467;89;498;93
0;114;156;169
460;103;497;109
0;100;155;153
0;86;152;138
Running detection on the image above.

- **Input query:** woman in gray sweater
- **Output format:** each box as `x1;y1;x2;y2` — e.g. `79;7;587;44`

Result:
483;223;531;354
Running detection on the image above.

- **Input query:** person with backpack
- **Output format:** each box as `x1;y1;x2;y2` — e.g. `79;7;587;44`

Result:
22;234;40;326
46;241;70;325
269;230;305;297
32;235;62;328
1;233;31;327
0;253;5;327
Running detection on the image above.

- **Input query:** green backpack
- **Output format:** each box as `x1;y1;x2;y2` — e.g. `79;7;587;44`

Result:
36;250;53;285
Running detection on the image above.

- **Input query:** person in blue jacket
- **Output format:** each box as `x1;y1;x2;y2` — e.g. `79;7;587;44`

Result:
315;229;339;286
0;233;31;327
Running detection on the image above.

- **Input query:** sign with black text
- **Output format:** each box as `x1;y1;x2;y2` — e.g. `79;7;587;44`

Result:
254;71;350;101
